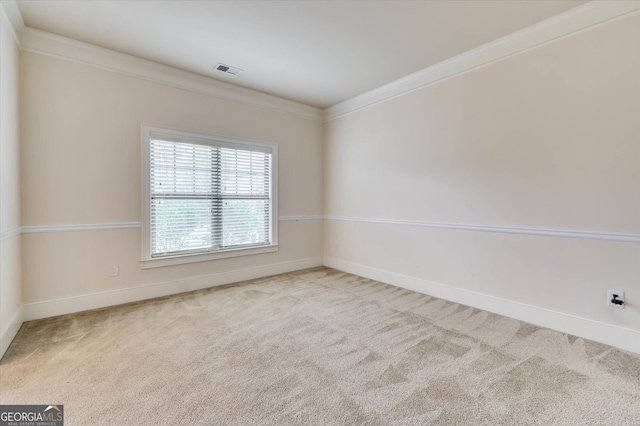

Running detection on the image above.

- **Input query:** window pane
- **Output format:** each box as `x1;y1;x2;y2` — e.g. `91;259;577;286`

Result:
221;199;270;247
148;134;273;259
220;148;270;196
151;198;212;255
151;140;216;195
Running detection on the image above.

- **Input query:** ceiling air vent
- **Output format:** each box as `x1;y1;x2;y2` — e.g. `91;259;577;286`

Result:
214;63;243;76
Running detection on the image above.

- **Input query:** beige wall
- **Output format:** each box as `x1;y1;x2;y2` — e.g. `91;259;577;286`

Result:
325;14;640;331
7;7;640;355
0;6;23;351
20;51;324;304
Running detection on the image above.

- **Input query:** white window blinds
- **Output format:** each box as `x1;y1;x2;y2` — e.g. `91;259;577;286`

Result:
149;138;272;258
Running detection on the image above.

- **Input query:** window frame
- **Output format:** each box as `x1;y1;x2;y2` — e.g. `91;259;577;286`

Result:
141;124;278;269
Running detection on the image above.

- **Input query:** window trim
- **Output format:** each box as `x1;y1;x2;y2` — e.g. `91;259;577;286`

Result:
141;124;278;269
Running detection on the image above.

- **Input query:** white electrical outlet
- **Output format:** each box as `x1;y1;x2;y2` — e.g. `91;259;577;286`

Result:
607;289;624;309
110;264;119;277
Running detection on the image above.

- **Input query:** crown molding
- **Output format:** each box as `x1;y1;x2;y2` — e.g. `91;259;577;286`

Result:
17;27;323;121
0;0;23;45
325;1;640;121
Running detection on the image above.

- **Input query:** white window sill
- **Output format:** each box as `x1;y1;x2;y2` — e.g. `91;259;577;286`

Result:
141;244;279;269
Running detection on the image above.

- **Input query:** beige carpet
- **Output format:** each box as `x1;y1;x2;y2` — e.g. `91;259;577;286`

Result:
1;267;639;425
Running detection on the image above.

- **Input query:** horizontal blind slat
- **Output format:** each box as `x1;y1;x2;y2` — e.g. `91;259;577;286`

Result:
150;138;272;256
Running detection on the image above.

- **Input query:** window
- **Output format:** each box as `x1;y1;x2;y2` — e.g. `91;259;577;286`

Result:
142;125;278;268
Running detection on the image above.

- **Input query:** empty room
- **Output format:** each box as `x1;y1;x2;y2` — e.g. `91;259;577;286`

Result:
1;0;639;424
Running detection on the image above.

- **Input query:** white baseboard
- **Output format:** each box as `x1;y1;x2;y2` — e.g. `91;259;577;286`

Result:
323;257;640;355
1;306;24;359
10;255;638;357
23;257;322;321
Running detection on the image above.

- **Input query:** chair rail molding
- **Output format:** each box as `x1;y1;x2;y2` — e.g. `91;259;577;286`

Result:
325;216;640;243
0;227;23;242
19;216;325;234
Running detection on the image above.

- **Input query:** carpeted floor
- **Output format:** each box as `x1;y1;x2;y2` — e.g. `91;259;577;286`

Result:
1;267;639;425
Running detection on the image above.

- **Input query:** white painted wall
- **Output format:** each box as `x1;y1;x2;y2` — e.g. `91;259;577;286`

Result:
325;14;640;349
19;51;324;313
0;5;23;356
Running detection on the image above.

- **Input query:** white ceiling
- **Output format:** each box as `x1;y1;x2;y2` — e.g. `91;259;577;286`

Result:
16;0;586;109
